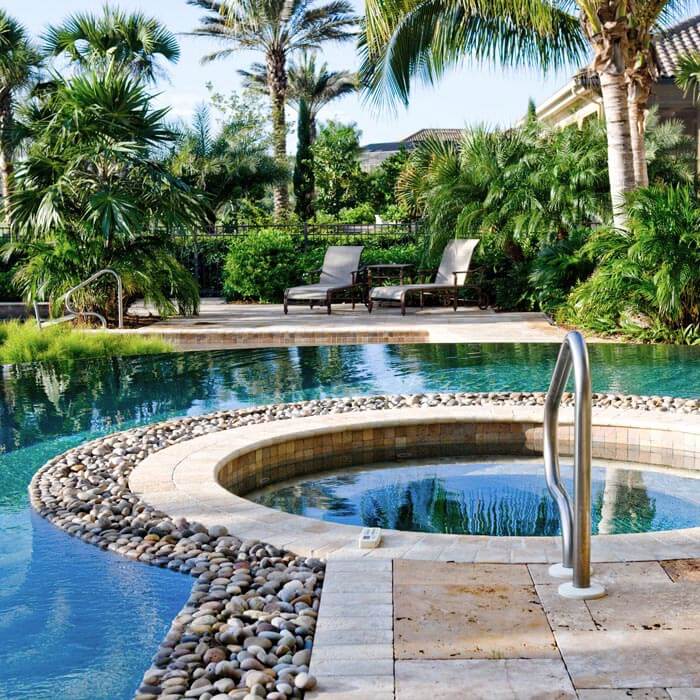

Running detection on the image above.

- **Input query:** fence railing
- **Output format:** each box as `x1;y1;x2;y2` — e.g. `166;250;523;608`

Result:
0;221;425;297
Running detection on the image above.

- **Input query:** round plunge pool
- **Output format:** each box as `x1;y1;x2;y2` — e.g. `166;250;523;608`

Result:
247;458;700;536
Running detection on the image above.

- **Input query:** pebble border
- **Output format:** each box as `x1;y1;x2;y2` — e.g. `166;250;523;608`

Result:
28;391;700;700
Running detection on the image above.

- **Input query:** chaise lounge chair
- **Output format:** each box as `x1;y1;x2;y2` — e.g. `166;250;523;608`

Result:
368;239;485;315
284;245;364;315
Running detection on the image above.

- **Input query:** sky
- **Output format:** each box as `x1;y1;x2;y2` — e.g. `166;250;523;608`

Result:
6;0;581;145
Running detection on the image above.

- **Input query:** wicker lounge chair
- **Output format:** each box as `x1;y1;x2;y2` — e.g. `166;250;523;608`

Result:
284;245;364;315
368;239;485;315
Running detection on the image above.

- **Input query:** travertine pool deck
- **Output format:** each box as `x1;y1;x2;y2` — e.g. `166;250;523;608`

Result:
129;403;700;699
125;299;570;349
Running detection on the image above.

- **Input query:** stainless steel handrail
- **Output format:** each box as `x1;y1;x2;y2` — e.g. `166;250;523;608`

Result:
544;331;605;599
64;269;123;329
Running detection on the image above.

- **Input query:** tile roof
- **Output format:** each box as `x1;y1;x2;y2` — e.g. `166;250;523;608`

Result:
402;128;465;143
655;15;700;78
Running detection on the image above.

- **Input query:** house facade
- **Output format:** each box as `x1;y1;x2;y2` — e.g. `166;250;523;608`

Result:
530;15;700;166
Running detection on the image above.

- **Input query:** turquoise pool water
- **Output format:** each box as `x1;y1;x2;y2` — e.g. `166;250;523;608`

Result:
249;458;700;536
1;343;699;698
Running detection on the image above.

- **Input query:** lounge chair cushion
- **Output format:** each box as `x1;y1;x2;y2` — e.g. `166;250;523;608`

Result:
285;284;340;300
285;246;364;302
370;283;453;301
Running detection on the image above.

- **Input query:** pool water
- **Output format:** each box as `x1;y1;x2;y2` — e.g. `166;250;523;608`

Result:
249;458;700;536
1;342;699;699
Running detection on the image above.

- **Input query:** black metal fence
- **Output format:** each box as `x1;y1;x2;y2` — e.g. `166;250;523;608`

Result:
178;222;423;295
0;222;424;297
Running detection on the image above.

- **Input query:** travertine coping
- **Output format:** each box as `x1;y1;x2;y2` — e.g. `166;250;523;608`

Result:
130;405;700;564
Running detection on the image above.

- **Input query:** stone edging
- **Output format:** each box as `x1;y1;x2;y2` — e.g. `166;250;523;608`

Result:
28;392;700;700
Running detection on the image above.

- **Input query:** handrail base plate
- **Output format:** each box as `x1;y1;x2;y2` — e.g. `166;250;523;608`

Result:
548;563;574;579
558;580;606;600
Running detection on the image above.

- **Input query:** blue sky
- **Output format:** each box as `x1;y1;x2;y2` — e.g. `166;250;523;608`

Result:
7;0;581;144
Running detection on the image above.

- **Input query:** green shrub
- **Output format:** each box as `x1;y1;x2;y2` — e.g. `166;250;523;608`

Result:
561;185;700;343
338;203;376;224
0;320;173;364
223;229;298;302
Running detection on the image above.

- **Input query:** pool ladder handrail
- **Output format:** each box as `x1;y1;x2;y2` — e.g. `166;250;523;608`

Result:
544;331;605;599
34;269;123;329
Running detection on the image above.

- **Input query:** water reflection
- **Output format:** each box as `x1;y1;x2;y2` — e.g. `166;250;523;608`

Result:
250;460;696;536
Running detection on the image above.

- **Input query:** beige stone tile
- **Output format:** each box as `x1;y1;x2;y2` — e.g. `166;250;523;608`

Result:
312;627;393;646
668;690;700;700
310;643;393;663
306;674;394;700
556;630;700;688
395;659;576;700
535;583;595;632
577;691;670;699
308;658;394;676
662;559;700;582
320;603;393;618
394;559;532;586
319;591;393;606
587;581;700;631
394;581;557;660
527;561;670;586
316;615;393;633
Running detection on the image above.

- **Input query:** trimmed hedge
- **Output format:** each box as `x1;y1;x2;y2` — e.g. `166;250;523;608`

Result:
222;229;424;302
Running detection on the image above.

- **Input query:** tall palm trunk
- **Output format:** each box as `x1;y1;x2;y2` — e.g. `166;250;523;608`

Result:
626;29;655;188
599;70;636;226
0;89;14;228
584;5;635;229
627;91;649;187
267;49;289;217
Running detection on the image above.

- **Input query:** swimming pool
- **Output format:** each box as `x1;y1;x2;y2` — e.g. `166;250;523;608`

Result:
1;343;699;698
248;458;700;536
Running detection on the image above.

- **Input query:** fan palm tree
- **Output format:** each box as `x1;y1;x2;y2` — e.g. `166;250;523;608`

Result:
188;0;358;217
0;11;41;226
241;51;358;141
42;6;179;82
6;66;204;318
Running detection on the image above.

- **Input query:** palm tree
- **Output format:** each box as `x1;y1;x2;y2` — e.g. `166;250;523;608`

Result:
360;0;657;228
188;0;358;217
0;11;41;227
241;51;358;141
620;1;692;189
167;104;285;226
7;66;204;318
42;6;179;82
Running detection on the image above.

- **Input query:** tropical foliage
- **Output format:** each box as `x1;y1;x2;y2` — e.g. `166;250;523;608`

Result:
398;112;696;322
6;66;203;318
0;10;41;225
42;5;180;82
166;101;283;226
562;185;700;343
188;0;358;216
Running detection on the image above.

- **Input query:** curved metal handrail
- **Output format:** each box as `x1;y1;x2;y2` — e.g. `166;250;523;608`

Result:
63;269;123;329
544;331;603;598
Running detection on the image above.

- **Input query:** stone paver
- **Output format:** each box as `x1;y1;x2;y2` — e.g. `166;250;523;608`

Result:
308;559;394;699
556;630;700;688
668;690;700;700
395;659;576;699
394;561;558;660
126;298;570;348
576;691;671;699
662;559;700;582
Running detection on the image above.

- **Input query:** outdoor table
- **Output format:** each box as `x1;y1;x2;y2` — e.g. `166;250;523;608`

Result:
362;263;414;303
